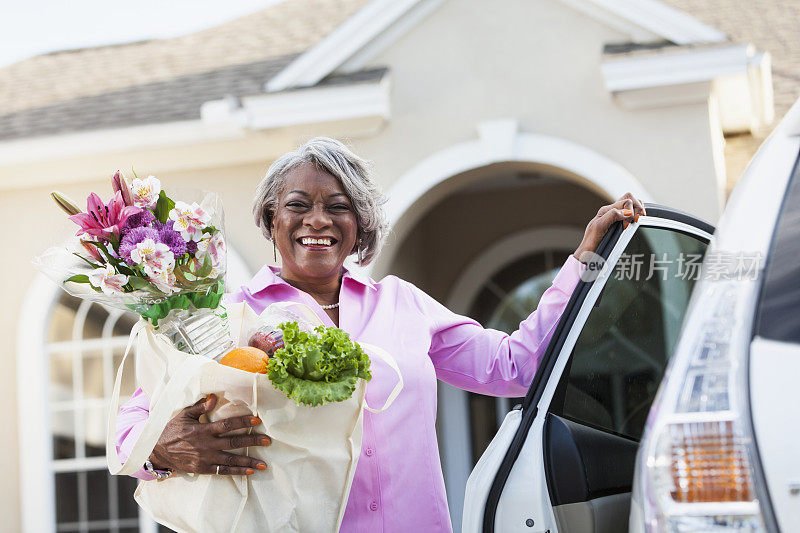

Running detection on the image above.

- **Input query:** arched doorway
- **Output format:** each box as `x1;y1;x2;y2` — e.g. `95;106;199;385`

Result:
370;120;652;280
374;124;650;530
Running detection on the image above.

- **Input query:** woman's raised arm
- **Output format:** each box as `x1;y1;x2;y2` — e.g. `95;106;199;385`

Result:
418;254;585;397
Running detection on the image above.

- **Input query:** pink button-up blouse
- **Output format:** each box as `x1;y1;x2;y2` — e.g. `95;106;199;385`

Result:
116;255;585;532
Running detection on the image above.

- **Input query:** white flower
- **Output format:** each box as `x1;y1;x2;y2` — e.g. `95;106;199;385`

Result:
130;238;179;293
131;238;175;273
194;233;226;278
87;263;129;296
169;201;212;242
130;175;161;208
147;268;179;293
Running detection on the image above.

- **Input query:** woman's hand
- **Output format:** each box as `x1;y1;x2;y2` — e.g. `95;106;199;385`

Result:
573;192;646;263
148;394;271;476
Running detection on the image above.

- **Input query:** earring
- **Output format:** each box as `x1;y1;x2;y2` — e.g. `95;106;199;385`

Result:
357;240;363;264
273;240;277;262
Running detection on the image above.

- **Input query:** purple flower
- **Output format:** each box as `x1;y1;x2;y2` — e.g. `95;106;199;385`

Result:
186;240;197;255
121;209;156;235
119;227;160;265
157;225;187;257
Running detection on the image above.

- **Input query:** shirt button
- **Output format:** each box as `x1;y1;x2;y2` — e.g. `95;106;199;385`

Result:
365;447;374;457
369;501;378;512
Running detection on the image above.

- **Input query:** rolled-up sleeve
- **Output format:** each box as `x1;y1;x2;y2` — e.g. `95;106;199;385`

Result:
421;255;585;397
116;387;157;480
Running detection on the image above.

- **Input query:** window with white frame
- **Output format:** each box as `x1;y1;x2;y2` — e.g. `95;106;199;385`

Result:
47;292;171;533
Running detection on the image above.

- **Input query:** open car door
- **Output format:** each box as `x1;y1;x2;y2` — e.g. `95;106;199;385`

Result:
462;204;714;533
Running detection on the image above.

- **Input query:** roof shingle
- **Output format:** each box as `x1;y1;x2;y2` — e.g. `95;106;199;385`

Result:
0;0;371;116
0;63;388;141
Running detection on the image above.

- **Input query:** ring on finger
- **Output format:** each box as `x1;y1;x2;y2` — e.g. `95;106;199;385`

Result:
215;465;220;475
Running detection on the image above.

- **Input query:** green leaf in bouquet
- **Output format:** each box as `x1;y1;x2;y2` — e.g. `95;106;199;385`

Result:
195;254;213;278
127;275;155;291
202;225;218;235
130;292;193;326
173;266;190;284
189;281;224;309
154;190;175;224
116;264;136;276
65;274;102;293
166;293;192;314
72;253;102;269
83;240;118;266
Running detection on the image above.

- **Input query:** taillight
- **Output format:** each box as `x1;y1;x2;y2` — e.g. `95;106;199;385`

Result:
634;280;769;531
664;419;754;504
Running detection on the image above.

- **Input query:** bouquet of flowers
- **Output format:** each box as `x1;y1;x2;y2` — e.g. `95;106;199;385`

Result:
35;171;232;359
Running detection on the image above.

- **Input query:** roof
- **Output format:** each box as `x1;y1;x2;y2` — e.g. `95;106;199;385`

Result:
660;0;800;120
0;56;291;141
0;57;386;141
657;0;800;193
0;0;371;117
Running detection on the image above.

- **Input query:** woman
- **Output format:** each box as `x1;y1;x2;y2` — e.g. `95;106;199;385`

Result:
116;137;645;531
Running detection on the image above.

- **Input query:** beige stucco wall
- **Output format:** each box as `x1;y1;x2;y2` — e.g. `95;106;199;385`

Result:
349;0;722;228
3;0;731;528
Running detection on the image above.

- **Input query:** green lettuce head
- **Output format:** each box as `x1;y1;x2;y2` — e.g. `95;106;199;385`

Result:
266;322;372;406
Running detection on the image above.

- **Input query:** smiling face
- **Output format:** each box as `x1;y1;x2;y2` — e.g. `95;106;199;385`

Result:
270;162;359;284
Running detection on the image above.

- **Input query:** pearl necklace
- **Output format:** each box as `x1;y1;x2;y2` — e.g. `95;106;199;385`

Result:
320;302;340;310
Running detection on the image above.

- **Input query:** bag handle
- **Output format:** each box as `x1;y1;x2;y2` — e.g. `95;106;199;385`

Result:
360;342;403;414
106;322;199;476
106;320;148;474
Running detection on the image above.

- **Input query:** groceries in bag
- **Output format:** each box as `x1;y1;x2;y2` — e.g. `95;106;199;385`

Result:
106;301;403;533
219;346;271;373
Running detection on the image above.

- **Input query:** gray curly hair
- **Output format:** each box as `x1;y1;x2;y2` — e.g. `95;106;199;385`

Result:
253;137;389;266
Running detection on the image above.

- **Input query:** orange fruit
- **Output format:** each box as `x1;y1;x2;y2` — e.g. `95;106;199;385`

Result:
219;346;270;374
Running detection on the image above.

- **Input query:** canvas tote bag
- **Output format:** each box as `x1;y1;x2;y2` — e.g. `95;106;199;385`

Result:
106;301;403;533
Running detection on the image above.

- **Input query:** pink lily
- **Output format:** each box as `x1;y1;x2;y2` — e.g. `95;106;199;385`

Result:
110;171;134;206
81;241;105;263
68;191;142;240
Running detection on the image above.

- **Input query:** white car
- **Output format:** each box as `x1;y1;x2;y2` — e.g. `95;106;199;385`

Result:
462;99;800;533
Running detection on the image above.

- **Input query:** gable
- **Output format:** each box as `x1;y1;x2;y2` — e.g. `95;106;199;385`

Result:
265;0;727;92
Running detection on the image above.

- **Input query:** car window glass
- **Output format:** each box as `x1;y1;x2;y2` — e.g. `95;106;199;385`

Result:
549;227;708;440
755;152;800;343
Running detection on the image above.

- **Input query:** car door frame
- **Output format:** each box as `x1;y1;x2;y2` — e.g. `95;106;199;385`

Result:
477;203;715;532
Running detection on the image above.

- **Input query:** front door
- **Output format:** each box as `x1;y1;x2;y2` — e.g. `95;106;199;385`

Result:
462;204;714;533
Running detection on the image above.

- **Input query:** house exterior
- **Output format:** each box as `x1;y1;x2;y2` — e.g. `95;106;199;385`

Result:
2;0;794;531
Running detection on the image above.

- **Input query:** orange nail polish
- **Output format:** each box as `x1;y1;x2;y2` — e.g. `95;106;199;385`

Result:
257;463;267;470
246;469;255;475
624;221;629;229
635;214;640;222
623;209;633;216
261;437;270;445
251;417;261;425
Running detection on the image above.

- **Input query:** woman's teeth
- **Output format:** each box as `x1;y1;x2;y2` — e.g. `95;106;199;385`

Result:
300;237;333;246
